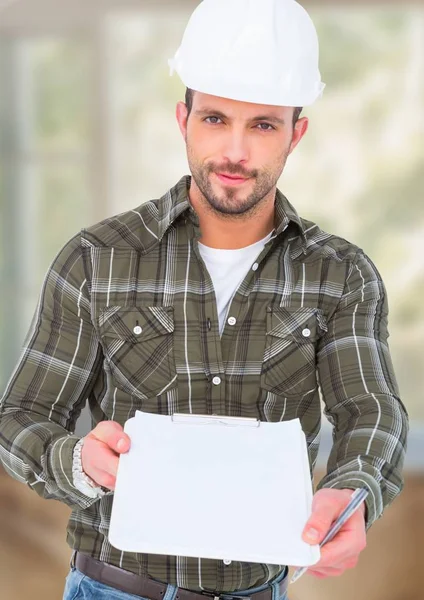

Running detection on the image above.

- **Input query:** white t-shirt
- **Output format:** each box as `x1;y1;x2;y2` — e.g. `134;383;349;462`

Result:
198;231;274;336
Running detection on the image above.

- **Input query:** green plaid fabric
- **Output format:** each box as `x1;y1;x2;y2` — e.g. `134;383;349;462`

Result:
0;175;408;592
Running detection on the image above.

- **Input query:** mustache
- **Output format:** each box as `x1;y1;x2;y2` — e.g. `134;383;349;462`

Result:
207;163;258;179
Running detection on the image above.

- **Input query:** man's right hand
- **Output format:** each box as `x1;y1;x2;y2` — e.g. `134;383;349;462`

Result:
81;421;131;491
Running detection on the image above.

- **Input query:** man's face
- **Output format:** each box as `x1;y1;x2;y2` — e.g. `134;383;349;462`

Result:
176;92;308;217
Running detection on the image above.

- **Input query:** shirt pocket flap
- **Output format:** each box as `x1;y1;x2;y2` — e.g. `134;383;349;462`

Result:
266;307;327;343
99;306;174;343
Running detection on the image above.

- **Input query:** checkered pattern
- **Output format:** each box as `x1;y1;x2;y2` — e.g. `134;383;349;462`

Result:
0;175;408;592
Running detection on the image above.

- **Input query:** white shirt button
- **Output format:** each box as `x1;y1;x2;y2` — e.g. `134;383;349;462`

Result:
133;326;143;335
223;559;232;566
252;263;259;271
227;317;237;326
302;328;311;338
212;376;222;386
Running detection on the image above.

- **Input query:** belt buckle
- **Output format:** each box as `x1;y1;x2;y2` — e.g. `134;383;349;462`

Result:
202;592;251;600
201;592;221;600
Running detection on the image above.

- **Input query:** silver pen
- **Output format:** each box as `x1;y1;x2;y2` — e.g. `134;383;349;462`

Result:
290;487;369;584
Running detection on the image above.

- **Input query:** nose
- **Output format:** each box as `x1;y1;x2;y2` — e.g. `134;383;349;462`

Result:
221;130;250;166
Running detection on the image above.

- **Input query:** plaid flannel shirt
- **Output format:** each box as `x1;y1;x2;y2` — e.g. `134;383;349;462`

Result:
0;175;408;592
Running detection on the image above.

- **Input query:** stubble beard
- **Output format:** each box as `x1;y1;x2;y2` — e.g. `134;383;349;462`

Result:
187;145;291;218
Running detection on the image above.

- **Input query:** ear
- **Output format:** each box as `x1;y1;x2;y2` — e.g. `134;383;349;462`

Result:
176;101;189;140
288;116;309;155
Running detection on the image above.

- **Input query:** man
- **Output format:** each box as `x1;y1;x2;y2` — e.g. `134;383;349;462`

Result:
0;1;408;599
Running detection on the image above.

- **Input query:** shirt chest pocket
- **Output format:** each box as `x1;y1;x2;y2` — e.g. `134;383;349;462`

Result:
98;306;177;399
260;307;327;398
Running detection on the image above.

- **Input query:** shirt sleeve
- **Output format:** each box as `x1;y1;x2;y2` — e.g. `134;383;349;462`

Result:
0;233;104;510
315;250;409;530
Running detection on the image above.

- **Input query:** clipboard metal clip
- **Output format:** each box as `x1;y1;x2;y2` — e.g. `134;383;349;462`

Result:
171;413;260;428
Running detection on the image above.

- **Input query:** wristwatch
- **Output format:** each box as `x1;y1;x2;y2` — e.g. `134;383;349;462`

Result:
72;438;107;499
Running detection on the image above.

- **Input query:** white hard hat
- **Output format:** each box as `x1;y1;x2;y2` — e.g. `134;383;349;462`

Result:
169;0;325;107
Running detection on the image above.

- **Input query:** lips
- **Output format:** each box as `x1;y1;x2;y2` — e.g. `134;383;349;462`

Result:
215;172;250;184
218;173;247;180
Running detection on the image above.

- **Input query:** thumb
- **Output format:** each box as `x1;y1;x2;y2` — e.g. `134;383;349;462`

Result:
302;490;345;544
89;421;131;454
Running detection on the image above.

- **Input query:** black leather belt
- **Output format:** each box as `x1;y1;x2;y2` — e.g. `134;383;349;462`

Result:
74;552;289;600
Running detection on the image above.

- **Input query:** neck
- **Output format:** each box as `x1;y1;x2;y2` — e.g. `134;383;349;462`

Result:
189;180;276;249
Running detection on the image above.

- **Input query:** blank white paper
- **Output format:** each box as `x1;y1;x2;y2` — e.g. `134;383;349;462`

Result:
109;412;320;567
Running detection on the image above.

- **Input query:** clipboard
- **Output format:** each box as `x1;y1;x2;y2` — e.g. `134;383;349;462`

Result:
109;411;320;567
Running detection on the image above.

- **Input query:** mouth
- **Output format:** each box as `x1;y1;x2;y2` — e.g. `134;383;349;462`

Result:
215;172;251;186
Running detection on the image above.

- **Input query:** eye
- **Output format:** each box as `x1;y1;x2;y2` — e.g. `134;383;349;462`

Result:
256;123;275;131
205;116;223;125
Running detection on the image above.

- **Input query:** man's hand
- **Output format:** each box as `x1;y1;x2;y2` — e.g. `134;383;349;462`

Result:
81;421;131;491
300;488;367;578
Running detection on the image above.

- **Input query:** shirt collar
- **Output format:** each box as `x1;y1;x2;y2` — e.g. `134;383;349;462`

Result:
157;175;307;252
273;187;308;251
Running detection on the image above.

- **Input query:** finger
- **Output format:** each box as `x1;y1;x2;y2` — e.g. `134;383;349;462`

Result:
308;571;327;579
83;439;120;479
336;557;358;570
93;446;120;478
302;488;355;544
89;421;131;453
318;527;366;566
89;466;117;491
307;566;346;578
308;554;358;574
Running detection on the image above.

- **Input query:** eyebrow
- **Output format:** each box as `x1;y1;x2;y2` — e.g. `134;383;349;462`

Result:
194;108;286;126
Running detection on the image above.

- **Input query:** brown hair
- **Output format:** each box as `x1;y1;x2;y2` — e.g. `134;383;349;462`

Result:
185;88;302;126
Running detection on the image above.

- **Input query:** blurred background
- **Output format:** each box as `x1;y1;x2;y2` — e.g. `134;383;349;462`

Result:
0;0;423;598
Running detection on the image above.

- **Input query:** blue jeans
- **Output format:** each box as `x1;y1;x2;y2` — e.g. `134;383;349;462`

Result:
63;561;289;600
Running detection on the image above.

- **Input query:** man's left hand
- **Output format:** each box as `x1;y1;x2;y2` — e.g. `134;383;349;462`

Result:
299;488;367;578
